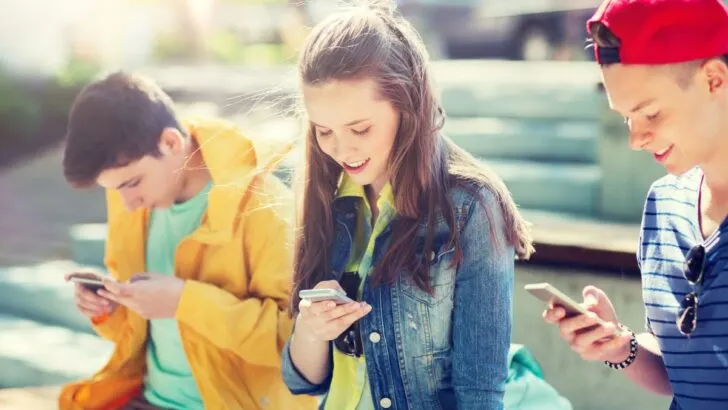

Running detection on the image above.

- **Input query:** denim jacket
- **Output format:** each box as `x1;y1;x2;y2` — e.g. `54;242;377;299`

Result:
282;184;515;410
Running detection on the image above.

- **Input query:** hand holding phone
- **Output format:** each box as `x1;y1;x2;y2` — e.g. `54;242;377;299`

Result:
67;272;107;292
528;282;632;363
295;280;371;343
66;272;117;319
525;283;606;323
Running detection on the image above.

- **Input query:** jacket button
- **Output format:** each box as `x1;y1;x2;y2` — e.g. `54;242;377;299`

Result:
380;397;392;408
429;250;436;263
369;332;381;343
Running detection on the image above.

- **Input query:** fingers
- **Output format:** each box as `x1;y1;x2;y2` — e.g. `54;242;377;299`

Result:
301;299;367;319
328;303;372;330
559;312;604;337
299;299;336;317
543;300;616;344
76;284;110;304
75;284;113;317
297;299;372;341
576;329;632;361
318;301;369;322
101;277;122;293
599;331;633;353
130;273;153;283
102;278;133;298
582;285;605;303
312;303;372;340
76;299;109;317
543;305;565;324
97;289;126;306
547;309;629;362
571;321;619;352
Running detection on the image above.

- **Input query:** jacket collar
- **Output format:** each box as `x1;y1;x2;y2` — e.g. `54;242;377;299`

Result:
183;117;291;243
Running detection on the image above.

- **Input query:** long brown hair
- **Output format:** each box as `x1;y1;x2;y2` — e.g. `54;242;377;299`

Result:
291;1;533;314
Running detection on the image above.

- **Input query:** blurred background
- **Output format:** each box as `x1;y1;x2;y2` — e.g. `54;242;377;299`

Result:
0;0;672;409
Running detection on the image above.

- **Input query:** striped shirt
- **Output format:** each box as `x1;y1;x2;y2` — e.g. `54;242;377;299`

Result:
639;168;728;410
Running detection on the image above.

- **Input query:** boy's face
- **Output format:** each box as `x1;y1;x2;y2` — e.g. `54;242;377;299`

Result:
601;59;728;176
95;129;187;211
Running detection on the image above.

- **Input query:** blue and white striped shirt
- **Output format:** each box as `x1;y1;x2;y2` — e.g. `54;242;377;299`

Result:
640;168;728;410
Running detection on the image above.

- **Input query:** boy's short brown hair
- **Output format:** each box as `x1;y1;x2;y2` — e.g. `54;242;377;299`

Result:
62;71;182;188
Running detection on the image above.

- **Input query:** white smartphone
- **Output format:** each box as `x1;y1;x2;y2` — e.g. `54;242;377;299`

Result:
524;283;606;322
299;288;354;305
525;282;626;338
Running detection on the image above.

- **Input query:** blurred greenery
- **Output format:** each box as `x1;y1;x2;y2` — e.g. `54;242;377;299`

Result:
0;58;98;167
153;29;295;65
55;58;102;88
207;31;294;64
0;70;41;135
153;32;192;62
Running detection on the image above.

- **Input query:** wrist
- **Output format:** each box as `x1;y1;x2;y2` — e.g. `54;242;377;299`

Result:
604;325;638;370
293;318;321;344
605;343;631;363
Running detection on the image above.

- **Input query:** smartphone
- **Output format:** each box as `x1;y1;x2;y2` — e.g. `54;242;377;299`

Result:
299;288;354;305
525;282;627;339
524;282;606;322
67;272;106;293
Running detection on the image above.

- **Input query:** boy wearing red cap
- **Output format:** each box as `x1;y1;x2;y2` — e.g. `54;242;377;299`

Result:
544;0;728;408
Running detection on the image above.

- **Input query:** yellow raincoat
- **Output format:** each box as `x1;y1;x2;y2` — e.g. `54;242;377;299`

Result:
59;118;315;410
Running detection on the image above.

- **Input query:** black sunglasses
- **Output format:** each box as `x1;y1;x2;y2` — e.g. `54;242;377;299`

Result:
333;271;364;357
677;244;706;336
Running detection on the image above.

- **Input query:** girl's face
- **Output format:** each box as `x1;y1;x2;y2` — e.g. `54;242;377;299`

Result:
303;77;400;196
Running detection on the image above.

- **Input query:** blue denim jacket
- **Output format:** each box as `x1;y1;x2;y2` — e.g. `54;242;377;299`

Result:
282;184;514;410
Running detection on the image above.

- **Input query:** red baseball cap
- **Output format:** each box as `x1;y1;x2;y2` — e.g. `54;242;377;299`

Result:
587;0;728;65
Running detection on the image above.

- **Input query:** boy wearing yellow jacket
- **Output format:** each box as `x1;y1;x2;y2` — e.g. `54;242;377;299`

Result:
59;71;314;410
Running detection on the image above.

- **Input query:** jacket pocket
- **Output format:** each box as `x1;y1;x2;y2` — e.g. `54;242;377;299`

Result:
411;350;452;410
399;243;456;307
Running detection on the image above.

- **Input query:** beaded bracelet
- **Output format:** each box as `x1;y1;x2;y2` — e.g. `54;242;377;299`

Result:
604;325;638;370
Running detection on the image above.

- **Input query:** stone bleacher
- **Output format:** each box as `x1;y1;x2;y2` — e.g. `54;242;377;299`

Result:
0;260;113;389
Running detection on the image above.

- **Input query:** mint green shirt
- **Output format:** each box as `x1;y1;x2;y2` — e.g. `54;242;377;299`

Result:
143;182;212;410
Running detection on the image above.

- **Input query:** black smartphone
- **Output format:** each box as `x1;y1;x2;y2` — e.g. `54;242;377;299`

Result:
67;273;106;293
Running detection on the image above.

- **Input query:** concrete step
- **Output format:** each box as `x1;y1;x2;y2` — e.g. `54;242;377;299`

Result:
0;260;97;333
484;159;601;216
0;314;112;388
441;83;601;121
437;61;602;121
446;117;598;163
69;224;107;268
0;386;61;409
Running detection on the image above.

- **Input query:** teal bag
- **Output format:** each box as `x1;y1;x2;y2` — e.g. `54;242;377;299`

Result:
504;344;573;410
